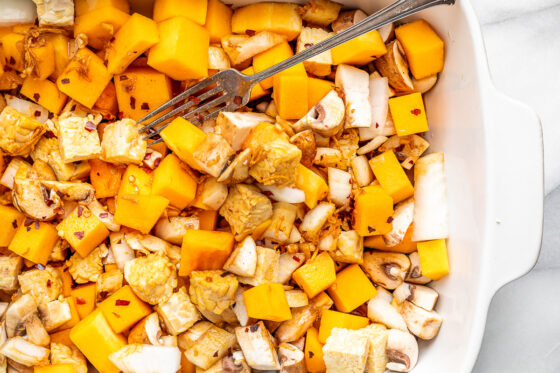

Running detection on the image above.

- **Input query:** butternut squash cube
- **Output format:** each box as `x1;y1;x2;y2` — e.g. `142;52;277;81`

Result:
318;309;369;343
353;185;393;237
70;310;126;373
57;48;113;108
179;229;234;276
89;159;125;198
29;41;55;79
118;164;152;196
46;34;71;80
98;285;152;333
34;364;76;373
253;41;304;89
94;81;119;119
148;17;209;80
232;3;302;41
308;77;334;108
21;77;67;114
74;6;130;50
295;164;329;209
305;327;326;373
58;269;73;297
153;0;208;25
205;0;232;43
71;283;97;319
107;13;160;74
114;194;169;233
395;20;444;79
369;151;414;203
57;206;110;257
331;30;387;66
115;67;172;121
273;74;309;120
8;221;58;265
242;66;269;101
160;117;207;169
416;239;449;280
1;33;25;72
0;204;24;246
75;0;130;16
197;210;218;231
293;252;336;298
243;283;292;322
49;329;73;347
152;154;197;209
327;264;376;313
55;297;81;331
388;92;429;136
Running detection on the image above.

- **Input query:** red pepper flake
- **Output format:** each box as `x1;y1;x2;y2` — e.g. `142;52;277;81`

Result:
188;96;201;105
153;157;161;168
119;75;128;81
45;130;56;138
367;226;376;233
3;65;10;72
60;78;70;84
375;122;379;128
24;218;34;227
387;216;394;223
308;351;314;359
130;96;136;109
9;56;15;65
411;108;421;116
141;102;149;110
249;324;259;332
46;279;52;287
212;351;218;357
33;93;40;101
76;297;86;305
99;212;109;218
11;220;18;229
34;110;41;117
45;199;54;207
304;43;313;48
85;121;97;132
115;299;130;306
77;205;83;217
99;291;108;299
71;104;77;111
233;96;242;105
37;264;45;270
54;206;65;215
74;231;85;239
206;276;213;282
144;152;152;160
112;312;121;318
34;221;40;229
293;255;301;262
246;29;256;36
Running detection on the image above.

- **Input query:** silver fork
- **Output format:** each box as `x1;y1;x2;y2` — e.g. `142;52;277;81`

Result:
139;0;455;143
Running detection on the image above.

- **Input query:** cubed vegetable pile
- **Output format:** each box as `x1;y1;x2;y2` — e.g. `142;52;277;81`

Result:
0;0;450;372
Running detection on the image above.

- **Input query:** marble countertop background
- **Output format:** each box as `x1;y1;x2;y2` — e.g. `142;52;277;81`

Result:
468;0;560;371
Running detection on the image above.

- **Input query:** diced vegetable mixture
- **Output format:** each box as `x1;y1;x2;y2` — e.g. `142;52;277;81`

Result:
0;0;450;372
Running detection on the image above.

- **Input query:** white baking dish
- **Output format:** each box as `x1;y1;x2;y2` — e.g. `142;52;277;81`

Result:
226;0;544;371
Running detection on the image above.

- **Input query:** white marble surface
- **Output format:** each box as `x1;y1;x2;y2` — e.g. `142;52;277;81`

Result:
468;0;560;371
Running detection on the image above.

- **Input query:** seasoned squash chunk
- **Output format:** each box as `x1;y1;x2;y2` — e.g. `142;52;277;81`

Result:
153;0;208;25
327;264;377;313
273;74;309;120
21;77;67;114
148;17;209;80
152;154;197;209
101;119;147;164
0;204;24;246
98;285;152;333
416;239;449;280
57;205;110;257
115;67;173;122
74;6;130;50
8;221;58;265
305;327;326;373
243;283;292;322
242;66;270;101
107;13;160;74
89;159;125;198
205;0;232;43
160;117;207;170
295;164;329;209
232;2;302;41
75;0;129;16
114;194;169;234
179;230;235;276
293;252;336;298
46;34;71;79
369;150;414;203
253;41;304;89
34;364;76;373
0;106;46;156
353;185;394;237
27;40;56;80
388;92;429;136
71;283;97;319
318;309;369;343
118;164;152;196
331;30;387;66
1;33;25;72
57;48;113;109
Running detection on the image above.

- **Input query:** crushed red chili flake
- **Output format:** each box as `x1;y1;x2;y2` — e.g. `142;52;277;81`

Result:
293;255;301;262
130;96;136;109
85;121;97;132
99;291;109;299
375;122;380;128
71;104;77;111
11;220;18;229
77;205;84;217
249;324;259;332
246;29;256;36
33;93;40;101
141;102;149;110
99;212;109;218
34;221;40;229
387;216;394;223
74;231;85;239
304;43;313;48
34;110;41;117
153;157;161;168
60;78;70;84
3;65;10;72
115;299;130;306
24;218;34;227
112;312;121;318
144;152;152;160
367;226;376;233
308;351;314;359
9;56;15;65
233;96;242;105
46;199;54;207
45;130;56;138
76;297;86;305
46;279;52;287
411;108;422;116
212;351;218;358
119;75;128;81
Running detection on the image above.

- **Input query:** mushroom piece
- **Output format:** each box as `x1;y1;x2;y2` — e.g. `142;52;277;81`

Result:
293;90;345;137
5;294;50;347
400;300;443;340
357;135;388;155
221;350;251;373
367;296;407;331
12;177;62;221
259;184;306;204
413;74;438;94
362;251;411;289
405;252;432;285
332;9;367;33
350;155;374;187
378;22;395;43
87;199;120;231
153;216;199;245
223;236;258;277
385;329;418;372
327;168;352;206
299;202;336;241
108;344;182;373
393;282;439;311
278;343;306;373
275;293;332;343
335;65;372;128
289;130;316;168
383;198;414;247
39;180;96;204
313;147;342;168
278;252;305;284
221;31;286;66
374;40;414;93
235;322;280;370
218;148;251;184
378;135;430;170
0;337;50;367
109;232;135;271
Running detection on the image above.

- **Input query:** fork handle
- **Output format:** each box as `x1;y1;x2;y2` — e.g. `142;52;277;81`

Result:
250;0;455;84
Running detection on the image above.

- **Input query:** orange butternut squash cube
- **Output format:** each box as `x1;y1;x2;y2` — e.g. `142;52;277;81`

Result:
57;48;113;108
74;6;130;50
58;269;74;297
70;311;126;373
118;164;152;196
153;0;208;25
295;164;329;209
293;252;336;298
388;92;429;136
327;264;377;313
353;185;393;237
318;309;369;343
89;159;125;198
148;17;209;80
107;13;160;74
331;30;387;66
21;77;67;114
273;74;308;120
307;78;334;108
243;283;292;322
94;81;118;118
369;151;414;203
242;66;269;101
115;67;173;121
232;3;302;41
305;327;326;373
251;219;271;240
205;0;232;43
114;194;169;234
46;34;71;79
197;210;218;231
179;229;234;276
34;364;76;373
152;154;197;209
49;329;73;347
160;117;207;170
8;222;58;265
416;239;449;280
1;33;24;72
364;224;417;253
253;41;303;89
57;206;110;257
0;204;24;246
29;42;55;79
395;20;444;79
55;297;81;331
71;283;97;319
75;0;130;16
98;285;152;333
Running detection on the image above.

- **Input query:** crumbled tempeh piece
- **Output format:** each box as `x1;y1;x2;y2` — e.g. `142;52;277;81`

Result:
124;253;178;305
219;184;272;237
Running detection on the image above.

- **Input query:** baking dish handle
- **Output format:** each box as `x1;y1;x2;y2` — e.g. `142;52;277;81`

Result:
485;88;544;293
